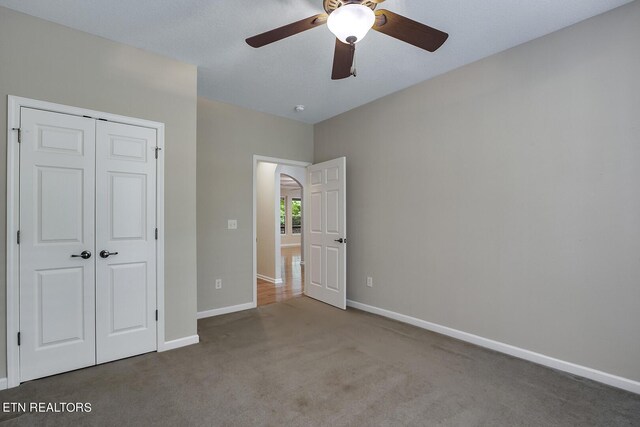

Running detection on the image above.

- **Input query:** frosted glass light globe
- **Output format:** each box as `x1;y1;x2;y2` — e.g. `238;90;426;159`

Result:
327;4;376;44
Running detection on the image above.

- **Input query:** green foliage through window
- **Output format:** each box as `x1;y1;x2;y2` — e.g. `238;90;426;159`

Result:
291;198;301;234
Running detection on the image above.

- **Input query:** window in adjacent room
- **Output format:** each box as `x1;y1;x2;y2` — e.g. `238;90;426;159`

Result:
280;197;286;234
291;198;301;234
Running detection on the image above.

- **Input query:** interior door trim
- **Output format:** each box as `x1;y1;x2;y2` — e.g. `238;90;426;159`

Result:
5;95;166;389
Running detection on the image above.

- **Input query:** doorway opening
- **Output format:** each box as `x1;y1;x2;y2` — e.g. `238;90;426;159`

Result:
253;157;310;307
252;155;347;311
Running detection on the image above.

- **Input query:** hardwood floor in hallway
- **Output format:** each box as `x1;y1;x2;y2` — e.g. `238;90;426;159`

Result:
257;246;303;306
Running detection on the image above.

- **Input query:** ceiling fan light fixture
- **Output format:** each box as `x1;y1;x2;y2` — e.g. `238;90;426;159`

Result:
327;4;375;44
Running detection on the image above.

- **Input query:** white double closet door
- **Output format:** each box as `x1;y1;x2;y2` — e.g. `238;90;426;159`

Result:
19;107;157;382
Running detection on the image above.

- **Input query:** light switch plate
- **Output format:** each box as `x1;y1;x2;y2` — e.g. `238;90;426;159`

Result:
228;219;237;230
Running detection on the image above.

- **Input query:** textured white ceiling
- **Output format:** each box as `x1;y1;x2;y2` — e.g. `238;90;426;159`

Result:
0;0;632;123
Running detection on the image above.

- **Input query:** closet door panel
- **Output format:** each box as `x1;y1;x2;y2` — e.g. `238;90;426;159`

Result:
19;108;96;382
95;121;157;364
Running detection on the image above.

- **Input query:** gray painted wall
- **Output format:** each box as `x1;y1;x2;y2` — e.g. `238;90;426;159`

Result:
197;97;313;312
0;7;198;377
314;2;640;382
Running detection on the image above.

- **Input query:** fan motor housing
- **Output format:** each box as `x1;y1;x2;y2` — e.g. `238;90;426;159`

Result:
324;0;377;14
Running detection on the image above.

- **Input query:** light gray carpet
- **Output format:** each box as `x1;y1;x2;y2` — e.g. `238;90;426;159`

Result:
1;296;639;426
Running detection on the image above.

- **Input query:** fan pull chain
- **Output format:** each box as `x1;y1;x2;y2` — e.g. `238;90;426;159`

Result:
351;44;357;77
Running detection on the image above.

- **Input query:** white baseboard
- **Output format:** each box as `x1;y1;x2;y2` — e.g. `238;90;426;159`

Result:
257;274;283;285
197;302;256;319
0;377;7;390
161;334;199;352
347;300;640;395
281;243;301;248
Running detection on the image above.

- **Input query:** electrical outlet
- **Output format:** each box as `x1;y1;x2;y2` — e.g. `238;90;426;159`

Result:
228;219;237;230
215;279;222;289
366;277;373;288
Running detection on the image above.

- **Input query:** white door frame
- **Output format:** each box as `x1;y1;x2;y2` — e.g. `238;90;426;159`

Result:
252;155;311;306
6;96;166;388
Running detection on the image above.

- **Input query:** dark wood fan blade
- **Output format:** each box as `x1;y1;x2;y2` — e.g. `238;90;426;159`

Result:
373;9;448;52
331;39;355;80
246;14;328;48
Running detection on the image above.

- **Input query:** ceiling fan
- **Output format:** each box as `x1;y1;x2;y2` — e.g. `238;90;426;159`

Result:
246;0;449;80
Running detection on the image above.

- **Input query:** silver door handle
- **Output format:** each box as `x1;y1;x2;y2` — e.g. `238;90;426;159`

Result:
71;250;92;259
100;250;119;258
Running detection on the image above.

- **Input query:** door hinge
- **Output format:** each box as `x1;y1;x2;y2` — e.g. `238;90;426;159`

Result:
12;128;21;143
17;230;20;245
154;147;162;159
155;310;158;321
17;332;21;346
155;228;158;240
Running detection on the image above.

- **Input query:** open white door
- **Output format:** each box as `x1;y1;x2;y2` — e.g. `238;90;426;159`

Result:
305;157;346;309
